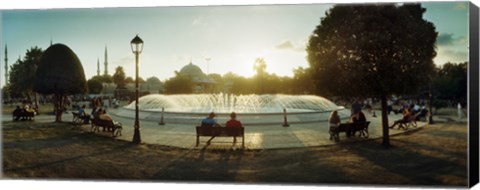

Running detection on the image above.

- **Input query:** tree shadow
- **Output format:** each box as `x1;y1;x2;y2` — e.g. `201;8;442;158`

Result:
339;139;467;186
150;146;245;182
4;142;133;173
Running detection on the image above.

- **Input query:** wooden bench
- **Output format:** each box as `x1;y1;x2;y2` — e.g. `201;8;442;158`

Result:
397;112;420;130
195;126;245;148
90;118;122;137
72;112;90;125
329;121;370;142
12;110;35;121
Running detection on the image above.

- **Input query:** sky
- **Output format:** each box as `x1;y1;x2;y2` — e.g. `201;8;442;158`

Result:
0;1;471;88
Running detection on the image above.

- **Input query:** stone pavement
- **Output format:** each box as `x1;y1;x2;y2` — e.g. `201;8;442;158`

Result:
110;110;428;150
3;109;435;150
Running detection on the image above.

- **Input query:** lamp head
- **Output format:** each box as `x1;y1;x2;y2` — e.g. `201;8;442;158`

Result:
130;35;144;54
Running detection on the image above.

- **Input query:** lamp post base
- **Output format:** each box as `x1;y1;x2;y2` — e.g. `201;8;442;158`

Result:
132;128;141;144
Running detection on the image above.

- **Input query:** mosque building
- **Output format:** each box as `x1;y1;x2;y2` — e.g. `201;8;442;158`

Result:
177;61;216;93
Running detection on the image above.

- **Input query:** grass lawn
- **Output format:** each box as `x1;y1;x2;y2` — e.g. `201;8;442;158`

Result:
1;118;468;187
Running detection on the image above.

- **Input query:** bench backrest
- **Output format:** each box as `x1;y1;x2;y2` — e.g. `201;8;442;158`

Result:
91;118;114;127
196;126;244;137
13;110;35;117
337;121;370;131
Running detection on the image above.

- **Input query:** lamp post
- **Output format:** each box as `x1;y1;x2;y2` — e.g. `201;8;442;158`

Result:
131;35;144;144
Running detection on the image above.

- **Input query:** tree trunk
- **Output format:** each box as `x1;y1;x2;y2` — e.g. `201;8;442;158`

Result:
54;94;64;122
34;92;38;109
380;95;390;148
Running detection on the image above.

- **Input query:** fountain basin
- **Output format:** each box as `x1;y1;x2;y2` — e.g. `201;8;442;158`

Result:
116;94;350;125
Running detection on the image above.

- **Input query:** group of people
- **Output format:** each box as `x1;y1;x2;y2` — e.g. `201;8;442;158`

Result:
200;112;243;128
328;109;367;136
13;104;38;121
77;104;115;124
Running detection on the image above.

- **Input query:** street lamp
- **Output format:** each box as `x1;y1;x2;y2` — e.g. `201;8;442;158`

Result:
131;35;143;144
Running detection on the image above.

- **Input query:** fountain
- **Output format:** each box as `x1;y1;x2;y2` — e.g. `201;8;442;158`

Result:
115;94;350;125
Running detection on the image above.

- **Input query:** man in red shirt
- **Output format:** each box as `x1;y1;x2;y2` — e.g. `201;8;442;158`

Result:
226;112;242;127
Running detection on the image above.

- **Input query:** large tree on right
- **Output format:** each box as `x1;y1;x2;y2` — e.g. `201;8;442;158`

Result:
307;4;437;147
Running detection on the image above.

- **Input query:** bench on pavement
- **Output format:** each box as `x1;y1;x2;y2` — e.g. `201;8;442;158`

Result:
329;121;370;142
72;112;90;125
397;112;420;130
196;126;245;148
12;109;35;121
90;118;122;137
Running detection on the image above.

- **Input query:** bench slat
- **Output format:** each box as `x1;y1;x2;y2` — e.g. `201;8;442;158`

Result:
195;126;245;148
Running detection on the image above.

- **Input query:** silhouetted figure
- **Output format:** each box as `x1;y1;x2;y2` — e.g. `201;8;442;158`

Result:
226;112;242;127
201;112;221;127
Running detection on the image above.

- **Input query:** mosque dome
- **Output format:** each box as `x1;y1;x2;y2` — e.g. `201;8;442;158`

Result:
179;62;204;77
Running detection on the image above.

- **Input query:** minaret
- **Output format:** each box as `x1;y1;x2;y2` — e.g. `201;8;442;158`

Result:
4;44;8;85
97;57;100;76
104;46;108;76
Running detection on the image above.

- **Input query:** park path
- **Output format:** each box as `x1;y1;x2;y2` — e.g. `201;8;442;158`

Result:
2;108;440;150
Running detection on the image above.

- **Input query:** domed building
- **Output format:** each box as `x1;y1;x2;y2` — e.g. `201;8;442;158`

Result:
178;61;216;93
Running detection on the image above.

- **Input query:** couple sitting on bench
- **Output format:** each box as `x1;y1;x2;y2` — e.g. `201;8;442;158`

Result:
13;105;37;121
329;110;369;141
197;112;244;148
201;112;242;128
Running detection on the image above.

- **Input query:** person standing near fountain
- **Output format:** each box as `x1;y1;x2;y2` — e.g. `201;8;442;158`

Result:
201;112;222;127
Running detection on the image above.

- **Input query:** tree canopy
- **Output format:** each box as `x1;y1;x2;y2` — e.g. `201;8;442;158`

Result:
113;66;126;89
306;4;437;146
433;62;467;101
8;47;43;101
87;79;103;94
33;43;87;122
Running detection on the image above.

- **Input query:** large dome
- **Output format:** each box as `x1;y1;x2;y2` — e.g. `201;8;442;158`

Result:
179;62;204;77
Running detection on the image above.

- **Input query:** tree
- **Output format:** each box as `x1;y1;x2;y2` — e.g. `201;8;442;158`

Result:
164;72;194;94
253;58;267;94
125;76;134;84
91;75;113;84
307;4;437;147
33;44;87;122
292;67;315;94
207;73;224;93
113;66;126;89
433;62;467;101
87;79;103;94
8;47;43;101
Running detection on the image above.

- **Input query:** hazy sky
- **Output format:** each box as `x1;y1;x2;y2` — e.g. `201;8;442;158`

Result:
0;1;470;87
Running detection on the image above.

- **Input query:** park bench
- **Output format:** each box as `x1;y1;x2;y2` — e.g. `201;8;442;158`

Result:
195;125;245;148
329;121;370;142
90;118;122;137
396;112;420;130
72;112;90;125
12;109;35;121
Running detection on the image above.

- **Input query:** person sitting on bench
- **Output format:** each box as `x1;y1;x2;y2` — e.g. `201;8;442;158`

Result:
98;109;121;131
226;112;242;127
350;111;366;123
329;110;341;129
201;112;222;127
390;108;412;129
92;108;102;119
78;105;90;124
13;106;23;121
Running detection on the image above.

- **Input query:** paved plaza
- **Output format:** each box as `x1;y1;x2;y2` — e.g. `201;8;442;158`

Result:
3;109;431;150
